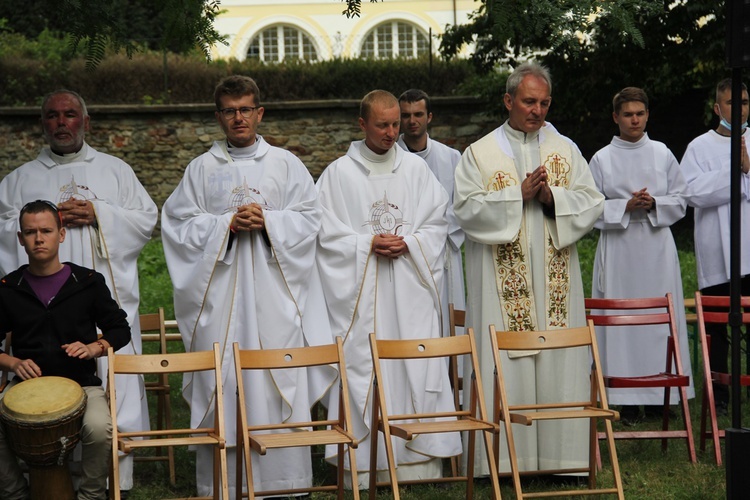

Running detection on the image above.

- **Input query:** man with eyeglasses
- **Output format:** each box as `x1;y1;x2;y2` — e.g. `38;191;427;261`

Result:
0;89;157;494
161;75;335;498
0;200;131;500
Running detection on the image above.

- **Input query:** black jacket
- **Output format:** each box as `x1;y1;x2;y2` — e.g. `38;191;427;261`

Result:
0;262;130;386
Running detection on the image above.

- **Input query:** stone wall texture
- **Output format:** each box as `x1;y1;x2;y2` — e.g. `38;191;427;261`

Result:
0;97;497;214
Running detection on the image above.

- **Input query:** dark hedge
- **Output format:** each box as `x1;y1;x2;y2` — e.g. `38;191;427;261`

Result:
0;51;478;106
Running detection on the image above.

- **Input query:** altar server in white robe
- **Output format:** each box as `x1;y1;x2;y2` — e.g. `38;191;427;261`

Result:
397;89;466;337
454;62;604;475
0;89;157;491
317;90;462;486
590;87;693;420
680;78;750;414
161;75;336;498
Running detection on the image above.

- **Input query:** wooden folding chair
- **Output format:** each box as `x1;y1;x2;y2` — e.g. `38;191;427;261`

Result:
694;293;750;465
233;337;359;499
137;308;176;485
368;329;501;500
585;294;696;463
490;321;624;500
107;343;228;500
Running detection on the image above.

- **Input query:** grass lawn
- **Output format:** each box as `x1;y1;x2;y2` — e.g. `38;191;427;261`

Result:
128;230;741;499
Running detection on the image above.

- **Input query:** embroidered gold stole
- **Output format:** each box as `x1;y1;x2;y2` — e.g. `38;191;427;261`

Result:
469;129;574;337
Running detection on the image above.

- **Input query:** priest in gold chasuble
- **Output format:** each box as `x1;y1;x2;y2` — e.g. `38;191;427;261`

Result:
454;62;604;475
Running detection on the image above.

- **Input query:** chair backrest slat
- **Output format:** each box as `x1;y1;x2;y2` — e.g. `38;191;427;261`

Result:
112;349;217;374
372;333;472;359
586;312;670;326
492;325;593;351
237;342;340;370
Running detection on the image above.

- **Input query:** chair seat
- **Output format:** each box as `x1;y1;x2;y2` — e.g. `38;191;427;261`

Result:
711;372;750;386
250;428;354;454
384;417;498;440
507;407;618;426
605;372;689;388
119;434;224;453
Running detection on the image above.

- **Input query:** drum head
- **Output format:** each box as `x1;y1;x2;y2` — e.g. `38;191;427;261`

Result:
1;376;85;423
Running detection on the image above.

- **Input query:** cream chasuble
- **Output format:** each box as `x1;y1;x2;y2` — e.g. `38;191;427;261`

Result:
454;122;603;475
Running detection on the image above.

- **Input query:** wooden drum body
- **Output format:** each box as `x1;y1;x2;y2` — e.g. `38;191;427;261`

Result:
0;376;87;500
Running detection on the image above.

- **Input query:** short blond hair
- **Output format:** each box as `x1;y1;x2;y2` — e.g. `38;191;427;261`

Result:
360;90;398;121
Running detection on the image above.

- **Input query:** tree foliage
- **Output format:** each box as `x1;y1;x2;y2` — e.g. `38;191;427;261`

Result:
441;0;663;71
440;0;728;156
342;0;381;18
0;0;226;70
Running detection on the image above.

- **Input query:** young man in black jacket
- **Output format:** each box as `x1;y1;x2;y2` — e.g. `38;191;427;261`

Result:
0;200;131;500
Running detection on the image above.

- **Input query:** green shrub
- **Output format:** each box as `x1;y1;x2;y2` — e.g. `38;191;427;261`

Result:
1;30;479;105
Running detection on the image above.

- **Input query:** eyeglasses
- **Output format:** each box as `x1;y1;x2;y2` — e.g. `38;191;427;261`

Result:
218;107;259;120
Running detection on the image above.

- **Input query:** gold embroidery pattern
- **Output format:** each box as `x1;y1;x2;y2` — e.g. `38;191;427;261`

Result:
544;152;571;188
487;170;517;191
546;236;570;328
496;240;536;332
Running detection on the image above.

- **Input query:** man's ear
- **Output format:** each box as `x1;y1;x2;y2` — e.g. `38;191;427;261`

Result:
59;227;66;243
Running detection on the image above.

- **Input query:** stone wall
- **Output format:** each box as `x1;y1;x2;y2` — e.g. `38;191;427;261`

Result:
0;97;497;212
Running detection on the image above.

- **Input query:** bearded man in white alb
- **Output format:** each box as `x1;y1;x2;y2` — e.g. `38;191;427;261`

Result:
161;75;335;498
397;88;466;337
0;89;157;492
316;90;462;486
454;62;604;475
680;78;750;416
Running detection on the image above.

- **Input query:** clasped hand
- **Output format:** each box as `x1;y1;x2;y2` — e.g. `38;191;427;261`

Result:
522;165;553;206
372;234;408;259
58;199;96;227
232;203;265;232
626;188;654;212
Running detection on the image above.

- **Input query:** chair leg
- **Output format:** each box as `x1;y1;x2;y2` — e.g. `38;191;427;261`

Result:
703;377;723;465
368;394;380;500
589;418;601;490
466;428;476;499
110;451;121;500
347;440;360;500
678;385;697;463
481;427;502;500
602;418;625;500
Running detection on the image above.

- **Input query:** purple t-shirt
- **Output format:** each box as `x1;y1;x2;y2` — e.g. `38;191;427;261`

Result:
23;264;72;307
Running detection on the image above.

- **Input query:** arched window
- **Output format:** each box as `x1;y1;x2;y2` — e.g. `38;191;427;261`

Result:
247;25;318;62
360;21;430;59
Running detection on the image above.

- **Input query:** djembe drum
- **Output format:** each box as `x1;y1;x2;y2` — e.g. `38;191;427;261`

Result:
0;376;87;500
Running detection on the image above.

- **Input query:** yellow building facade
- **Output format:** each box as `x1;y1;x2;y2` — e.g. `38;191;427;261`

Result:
211;0;475;61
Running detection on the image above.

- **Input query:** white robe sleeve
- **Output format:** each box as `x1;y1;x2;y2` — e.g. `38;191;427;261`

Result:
590;148;631;231
91;169;158;260
546;152;604;249
647;149;687;227
453;148;524;245
315;163;378;336
681;141;733;208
